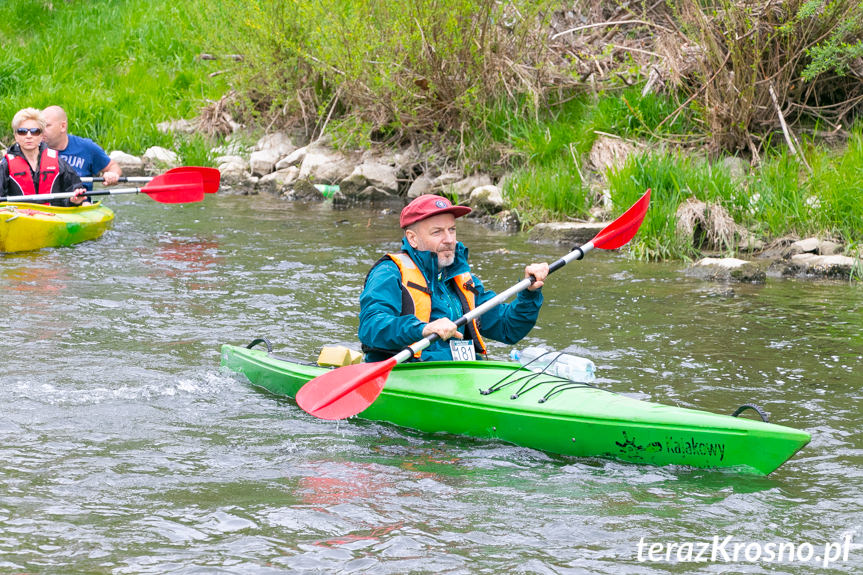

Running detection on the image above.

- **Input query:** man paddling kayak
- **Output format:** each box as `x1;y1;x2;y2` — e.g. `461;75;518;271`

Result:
42;105;122;191
359;194;549;362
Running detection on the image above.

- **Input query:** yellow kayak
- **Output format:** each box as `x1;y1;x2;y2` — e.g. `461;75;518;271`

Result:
0;201;114;253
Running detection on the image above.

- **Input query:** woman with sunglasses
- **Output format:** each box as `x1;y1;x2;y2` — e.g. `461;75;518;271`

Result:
0;107;88;206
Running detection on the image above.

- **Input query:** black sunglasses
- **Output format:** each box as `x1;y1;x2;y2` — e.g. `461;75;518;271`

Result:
15;127;42;136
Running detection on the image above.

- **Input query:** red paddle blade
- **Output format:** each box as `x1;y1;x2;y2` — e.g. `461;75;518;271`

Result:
142;171;205;203
168;166;220;194
593;189;651;250
296;358;398;420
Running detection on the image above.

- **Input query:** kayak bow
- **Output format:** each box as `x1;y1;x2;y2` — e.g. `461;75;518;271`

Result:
0;202;114;253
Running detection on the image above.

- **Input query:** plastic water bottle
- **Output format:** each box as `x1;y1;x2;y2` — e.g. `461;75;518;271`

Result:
510;346;596;383
313;184;339;198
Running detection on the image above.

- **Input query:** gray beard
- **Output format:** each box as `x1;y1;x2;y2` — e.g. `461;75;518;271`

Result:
438;253;455;268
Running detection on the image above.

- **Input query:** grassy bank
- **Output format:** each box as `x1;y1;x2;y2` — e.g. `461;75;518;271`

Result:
1;0;860;262
491;90;863;260
607;127;863;260
486;87;694;222
0;0;227;157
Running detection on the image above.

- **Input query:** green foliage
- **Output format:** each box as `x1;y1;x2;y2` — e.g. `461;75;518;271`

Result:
0;58;28;98
800;1;863;80
607;153;705;260
670;0;863;150
592;86;694;138
478;96;592;224
208;0;559;144
849;240;863;280
209;0;860;159
174;134;216;167
806;125;863;242
503;156;590;226
328;117;376;150
1;0;858;267
744;123;863;244
0;0;228;153
746;152;810;237
805;40;863;80
485;96;593;160
608;121;863;259
489;88;697;227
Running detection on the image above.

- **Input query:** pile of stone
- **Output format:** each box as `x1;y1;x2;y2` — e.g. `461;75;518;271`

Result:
214;131;514;228
107;147;180;178
106;130;511;228
686;237;860;282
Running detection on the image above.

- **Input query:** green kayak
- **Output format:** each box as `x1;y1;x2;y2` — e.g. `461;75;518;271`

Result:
221;342;810;475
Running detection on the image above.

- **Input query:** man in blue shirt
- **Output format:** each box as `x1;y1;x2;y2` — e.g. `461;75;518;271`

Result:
42;106;122;190
359;194;549;362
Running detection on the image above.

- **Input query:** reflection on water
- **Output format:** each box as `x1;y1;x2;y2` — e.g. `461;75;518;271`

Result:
153;234;221;275
1;193;861;573
1;253;72;343
2;257;69;293
297;460;393;507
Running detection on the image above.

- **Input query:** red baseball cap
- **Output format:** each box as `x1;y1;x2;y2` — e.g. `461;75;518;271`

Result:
400;194;472;228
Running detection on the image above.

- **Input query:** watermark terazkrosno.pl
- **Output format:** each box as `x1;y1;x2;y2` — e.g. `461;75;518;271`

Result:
636;533;856;568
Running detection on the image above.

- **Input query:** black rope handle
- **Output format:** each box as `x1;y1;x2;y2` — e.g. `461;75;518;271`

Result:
538;381;594;403
731;403;770;423
246;337;273;353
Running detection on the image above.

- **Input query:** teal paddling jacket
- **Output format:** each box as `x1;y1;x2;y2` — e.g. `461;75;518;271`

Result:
359;238;543;362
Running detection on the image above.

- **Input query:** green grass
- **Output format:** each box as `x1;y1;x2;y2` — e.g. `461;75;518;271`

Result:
504;157;591;224
592;86;693;139
807;128;863;242
745;152;809;238
737;129;863;245
174;133;217;167
606;122;863;260
607;153;710;260
0;0;228;157
485;88;699;227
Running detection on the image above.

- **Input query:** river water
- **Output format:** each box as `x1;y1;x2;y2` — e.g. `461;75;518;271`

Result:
1;192;861;574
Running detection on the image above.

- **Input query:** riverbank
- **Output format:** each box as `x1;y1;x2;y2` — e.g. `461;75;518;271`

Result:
189;0;862;264
2;0;861;269
106;121;863;281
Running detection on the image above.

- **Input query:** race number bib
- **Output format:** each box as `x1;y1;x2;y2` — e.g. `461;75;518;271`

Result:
449;339;476;361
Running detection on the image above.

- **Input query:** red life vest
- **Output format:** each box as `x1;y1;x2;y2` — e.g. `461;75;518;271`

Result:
5;148;61;198
384;251;488;359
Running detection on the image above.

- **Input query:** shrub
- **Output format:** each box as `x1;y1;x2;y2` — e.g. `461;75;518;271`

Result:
208;0;565;146
666;0;863;152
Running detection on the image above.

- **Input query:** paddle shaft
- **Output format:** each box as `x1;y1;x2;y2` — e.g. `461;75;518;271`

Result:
0;187;151;203
81;176;152;183
394;241;595;363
